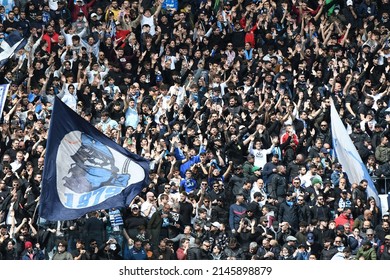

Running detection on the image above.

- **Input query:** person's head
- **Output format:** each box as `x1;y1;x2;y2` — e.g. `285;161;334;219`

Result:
158;240;166;251
130;203;140;214
366;228;375;239
342;207;352;217
271;154;279;164
362;220;371;230
364;209;373;219
198;208;207;218
6;239;15;250
146;191;155;202
202;240;211;251
228;237;237;249
261;238;271;248
183;225;192;234
162;203;171;213
180;191;188;202
384;234;390;245
362;240;372;250
89;239;98;250
75;239;85;249
236;193;244;204
180;238;190;249
57;240;67;252
286;235;297;245
334;236;343;246
133;238;143;250
280;221;290;230
316;195;324;205
323;237;333;248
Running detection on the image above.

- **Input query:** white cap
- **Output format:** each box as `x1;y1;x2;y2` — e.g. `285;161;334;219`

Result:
346;0;353;6
91;13;98;18
211;222;221;229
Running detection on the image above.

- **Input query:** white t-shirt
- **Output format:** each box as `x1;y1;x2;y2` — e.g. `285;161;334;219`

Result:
141;15;156;36
248;142;274;169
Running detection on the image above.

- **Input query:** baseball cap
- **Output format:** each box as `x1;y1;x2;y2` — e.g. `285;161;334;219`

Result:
286;236;297;242
131;204;139;210
91;13;98;18
252;166;261;173
306;233;315;243
25;241;33;249
320;148;329;154
311;177;322;185
211;222;221;229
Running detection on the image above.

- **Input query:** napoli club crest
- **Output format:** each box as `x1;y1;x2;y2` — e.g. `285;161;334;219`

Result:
56;131;146;209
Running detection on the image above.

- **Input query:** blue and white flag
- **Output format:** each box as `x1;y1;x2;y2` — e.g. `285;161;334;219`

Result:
0;84;9;119
330;100;380;206
0;31;27;68
39;97;149;221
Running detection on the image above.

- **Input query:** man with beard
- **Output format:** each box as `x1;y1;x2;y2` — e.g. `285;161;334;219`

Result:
178;191;193;226
210;197;229;226
278;192;301;231
269;165;287;203
225;134;246;165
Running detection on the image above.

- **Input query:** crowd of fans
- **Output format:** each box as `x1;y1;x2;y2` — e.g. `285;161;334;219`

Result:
0;0;390;260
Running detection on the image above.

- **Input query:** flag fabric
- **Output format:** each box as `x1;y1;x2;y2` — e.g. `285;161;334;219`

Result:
0;84;9;119
379;194;389;217
0;31;27;68
330;100;380;206
213;0;221;14
39;97;149;221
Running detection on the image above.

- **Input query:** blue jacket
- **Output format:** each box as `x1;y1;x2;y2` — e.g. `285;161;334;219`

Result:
162;0;178;11
229;203;247;231
175;145;206;177
128;247;147;260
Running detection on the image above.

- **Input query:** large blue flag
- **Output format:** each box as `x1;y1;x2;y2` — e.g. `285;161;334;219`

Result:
330;100;380;207
39;97;149;221
0;31;27;68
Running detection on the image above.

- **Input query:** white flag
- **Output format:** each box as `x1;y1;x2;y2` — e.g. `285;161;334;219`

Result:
0;84;9;118
330;100;380;206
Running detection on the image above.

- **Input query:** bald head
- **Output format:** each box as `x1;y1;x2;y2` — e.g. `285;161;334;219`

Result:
296;154;304;163
364;210;373;218
146;192;155;201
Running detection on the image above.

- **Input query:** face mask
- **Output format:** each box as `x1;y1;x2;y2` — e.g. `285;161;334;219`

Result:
109;244;116;250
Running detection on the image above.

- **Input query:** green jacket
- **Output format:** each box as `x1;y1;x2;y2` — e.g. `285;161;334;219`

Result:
375;145;390;164
356;247;377;260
